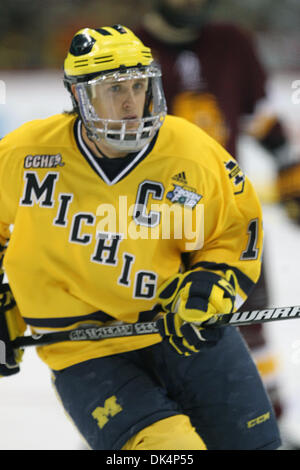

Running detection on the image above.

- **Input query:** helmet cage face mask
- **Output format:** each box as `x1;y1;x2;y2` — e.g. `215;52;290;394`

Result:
75;65;167;152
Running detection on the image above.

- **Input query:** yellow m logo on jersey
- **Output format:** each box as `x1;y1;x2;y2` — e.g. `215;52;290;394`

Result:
92;395;123;429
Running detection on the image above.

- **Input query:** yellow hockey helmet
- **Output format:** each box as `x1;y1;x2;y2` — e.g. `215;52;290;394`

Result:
64;25;167;153
64;24;153;80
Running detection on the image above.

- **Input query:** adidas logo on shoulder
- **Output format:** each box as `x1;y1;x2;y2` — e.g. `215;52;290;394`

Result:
172;172;187;184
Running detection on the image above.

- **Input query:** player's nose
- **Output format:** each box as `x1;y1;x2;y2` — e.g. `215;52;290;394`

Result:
122;89;137;109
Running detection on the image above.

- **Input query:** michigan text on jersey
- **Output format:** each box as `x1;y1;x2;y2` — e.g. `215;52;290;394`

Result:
96;196;204;250
20;170;205;251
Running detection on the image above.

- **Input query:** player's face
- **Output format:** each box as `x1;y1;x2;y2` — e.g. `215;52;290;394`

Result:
90;77;148;131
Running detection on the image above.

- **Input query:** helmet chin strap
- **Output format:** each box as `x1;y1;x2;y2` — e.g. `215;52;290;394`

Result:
85;126;121;159
76;106;124;159
90;138;112;159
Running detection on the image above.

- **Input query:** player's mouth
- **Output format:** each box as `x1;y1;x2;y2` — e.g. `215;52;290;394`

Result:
123;115;138;120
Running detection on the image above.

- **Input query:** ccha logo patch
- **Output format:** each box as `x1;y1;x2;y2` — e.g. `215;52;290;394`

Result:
24;153;64;169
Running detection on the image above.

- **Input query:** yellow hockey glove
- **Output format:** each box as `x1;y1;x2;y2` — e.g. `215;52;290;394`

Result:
0;284;26;377
156;269;237;356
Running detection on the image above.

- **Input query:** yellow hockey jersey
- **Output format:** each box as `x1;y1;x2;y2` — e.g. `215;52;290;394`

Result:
0;113;263;370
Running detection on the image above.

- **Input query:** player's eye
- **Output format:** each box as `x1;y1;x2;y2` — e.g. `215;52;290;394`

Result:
109;84;122;93
133;80;146;91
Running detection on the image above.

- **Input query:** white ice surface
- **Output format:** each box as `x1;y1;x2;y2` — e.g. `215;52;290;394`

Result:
0;352;83;450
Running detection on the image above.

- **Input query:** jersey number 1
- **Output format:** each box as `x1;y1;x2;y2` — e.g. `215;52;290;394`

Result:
241;219;259;260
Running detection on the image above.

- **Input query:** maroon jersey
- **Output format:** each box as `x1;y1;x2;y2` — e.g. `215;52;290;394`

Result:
136;23;266;158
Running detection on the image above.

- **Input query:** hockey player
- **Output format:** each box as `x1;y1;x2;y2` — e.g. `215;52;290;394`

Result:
0;25;281;450
135;0;291;418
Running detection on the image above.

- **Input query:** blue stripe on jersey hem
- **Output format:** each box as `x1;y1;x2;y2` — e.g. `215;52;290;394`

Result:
23;310;115;328
23;307;160;328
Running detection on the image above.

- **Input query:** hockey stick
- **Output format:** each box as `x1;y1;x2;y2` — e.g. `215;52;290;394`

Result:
11;304;300;349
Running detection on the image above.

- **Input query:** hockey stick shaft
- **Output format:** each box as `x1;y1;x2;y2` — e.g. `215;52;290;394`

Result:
12;304;300;349
12;321;160;348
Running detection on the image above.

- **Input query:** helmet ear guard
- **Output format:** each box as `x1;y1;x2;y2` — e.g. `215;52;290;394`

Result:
63;25;167;152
